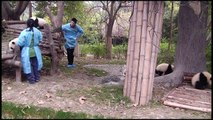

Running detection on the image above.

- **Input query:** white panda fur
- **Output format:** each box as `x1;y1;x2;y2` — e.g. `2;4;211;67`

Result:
30;17;47;28
191;71;212;90
155;63;174;76
8;38;19;52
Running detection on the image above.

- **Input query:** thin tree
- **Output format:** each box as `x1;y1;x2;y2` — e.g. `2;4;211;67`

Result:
154;1;209;87
38;1;65;75
2;1;29;20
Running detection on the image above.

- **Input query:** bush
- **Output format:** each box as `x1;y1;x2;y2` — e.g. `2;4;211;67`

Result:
112;44;128;59
157;41;175;64
90;42;106;58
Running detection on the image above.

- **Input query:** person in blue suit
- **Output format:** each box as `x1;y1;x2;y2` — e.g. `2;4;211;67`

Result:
53;18;84;68
17;18;43;84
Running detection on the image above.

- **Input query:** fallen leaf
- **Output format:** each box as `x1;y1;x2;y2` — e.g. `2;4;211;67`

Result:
7;87;12;90
79;96;86;104
133;103;138;107
37;100;44;105
45;93;52;98
19;91;27;94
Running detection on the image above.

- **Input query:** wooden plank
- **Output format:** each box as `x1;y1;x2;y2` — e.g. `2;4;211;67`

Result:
167;95;211;106
163;100;211;112
162;85;211;113
2;54;14;60
164;95;211;108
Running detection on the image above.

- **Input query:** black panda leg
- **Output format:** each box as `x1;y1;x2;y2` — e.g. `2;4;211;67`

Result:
165;64;173;75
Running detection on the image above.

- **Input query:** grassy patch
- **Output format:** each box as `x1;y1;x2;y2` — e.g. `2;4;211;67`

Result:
2;101;106;119
108;59;126;65
66;86;131;106
84;67;108;77
88;86;130;105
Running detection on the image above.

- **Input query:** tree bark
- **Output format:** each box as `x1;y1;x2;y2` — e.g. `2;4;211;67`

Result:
29;1;32;18
44;1;65;74
154;1;208;87
2;1;29;20
44;24;59;75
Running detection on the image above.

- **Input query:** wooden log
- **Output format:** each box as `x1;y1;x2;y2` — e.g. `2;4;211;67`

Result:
2;54;14;60
163;100;211;112
183;76;193;81
4;59;21;67
3;21;26;24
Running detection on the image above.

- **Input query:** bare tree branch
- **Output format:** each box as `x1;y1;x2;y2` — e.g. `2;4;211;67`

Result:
100;1;110;16
56;1;64;27
113;2;122;21
45;5;56;26
2;1;13;14
15;1;29;15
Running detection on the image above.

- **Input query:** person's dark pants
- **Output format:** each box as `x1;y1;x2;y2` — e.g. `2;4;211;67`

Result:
26;57;40;83
66;48;75;65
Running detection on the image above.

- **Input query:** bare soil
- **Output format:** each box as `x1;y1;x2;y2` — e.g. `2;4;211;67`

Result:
1;57;211;119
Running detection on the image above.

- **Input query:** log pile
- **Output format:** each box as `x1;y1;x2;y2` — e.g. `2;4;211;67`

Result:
2;20;65;57
2;42;22;82
2;20;65;81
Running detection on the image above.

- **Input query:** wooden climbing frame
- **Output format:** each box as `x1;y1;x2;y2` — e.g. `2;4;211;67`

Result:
2;20;65;82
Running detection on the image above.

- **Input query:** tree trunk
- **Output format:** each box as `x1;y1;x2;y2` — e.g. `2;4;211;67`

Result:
168;1;174;51
29;1;32;18
154;1;208;87
44;1;65;74
1;1;29;20
124;1;164;106
105;20;114;59
105;17;115;59
44;24;59;75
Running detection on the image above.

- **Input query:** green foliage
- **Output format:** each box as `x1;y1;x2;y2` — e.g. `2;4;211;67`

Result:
206;44;212;73
157;41;176;64
90;42;107;58
2;101;106;119
112;44;128;59
162;1;179;40
64;1;86;24
79;44;91;57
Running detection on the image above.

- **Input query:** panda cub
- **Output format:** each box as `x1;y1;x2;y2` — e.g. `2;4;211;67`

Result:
191;71;211;90
30;17;47;29
155;63;174;76
8;38;19;52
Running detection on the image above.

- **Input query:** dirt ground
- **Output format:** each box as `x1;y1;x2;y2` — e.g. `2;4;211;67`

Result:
1;57;211;119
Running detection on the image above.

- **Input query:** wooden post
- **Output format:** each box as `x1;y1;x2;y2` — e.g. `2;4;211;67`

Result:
124;1;164;106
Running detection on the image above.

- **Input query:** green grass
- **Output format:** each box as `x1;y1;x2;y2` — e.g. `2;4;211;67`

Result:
2;101;107;119
84;67;108;77
66;86;131;106
87;86;131;105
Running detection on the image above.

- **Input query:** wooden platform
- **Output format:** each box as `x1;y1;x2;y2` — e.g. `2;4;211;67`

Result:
161;85;211;112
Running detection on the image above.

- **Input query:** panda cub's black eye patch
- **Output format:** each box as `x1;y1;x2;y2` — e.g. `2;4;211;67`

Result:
10;47;14;49
12;42;15;44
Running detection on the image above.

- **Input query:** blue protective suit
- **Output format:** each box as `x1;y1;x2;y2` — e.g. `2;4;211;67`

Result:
61;23;84;49
17;27;43;74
